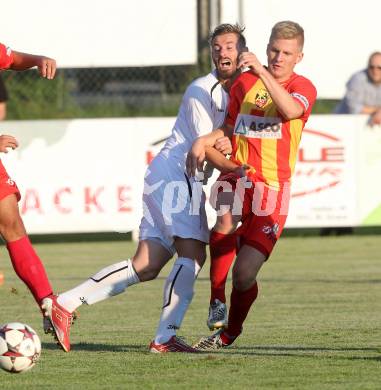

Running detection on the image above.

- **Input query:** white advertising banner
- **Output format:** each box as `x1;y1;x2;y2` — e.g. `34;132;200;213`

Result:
1;118;173;234
356;119;381;225
286;115;358;227
0;115;380;234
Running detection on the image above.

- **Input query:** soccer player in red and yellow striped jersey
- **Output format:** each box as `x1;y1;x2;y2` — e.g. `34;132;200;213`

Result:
228;68;316;188
187;21;317;350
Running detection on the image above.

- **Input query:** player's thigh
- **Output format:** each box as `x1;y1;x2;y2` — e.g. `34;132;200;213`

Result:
174;237;207;267
211;179;244;233
232;244;266;291
0;193;26;240
213;189;238;215
132;239;173;280
213;211;241;234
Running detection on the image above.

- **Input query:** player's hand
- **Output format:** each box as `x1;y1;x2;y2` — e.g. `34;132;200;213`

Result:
369;109;381;126
238;51;265;76
233;164;250;178
202;162;214;185
186;138;206;177
214;136;232;155
37;56;56;79
0;135;19;153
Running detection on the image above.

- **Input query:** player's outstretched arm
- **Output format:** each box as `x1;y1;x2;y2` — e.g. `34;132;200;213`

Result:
238;51;303;120
205;146;237;173
10;51;56;79
205;146;250;179
186;125;233;177
214;136;232;155
186;128;224;177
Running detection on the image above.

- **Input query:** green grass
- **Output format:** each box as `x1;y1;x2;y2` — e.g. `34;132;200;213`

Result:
0;236;380;389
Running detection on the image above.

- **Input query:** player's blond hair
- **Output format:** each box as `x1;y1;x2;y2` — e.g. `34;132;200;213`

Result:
270;21;304;50
209;23;246;49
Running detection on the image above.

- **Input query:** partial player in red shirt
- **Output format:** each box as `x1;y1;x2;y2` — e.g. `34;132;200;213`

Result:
187;21;317;350
0;42;60;339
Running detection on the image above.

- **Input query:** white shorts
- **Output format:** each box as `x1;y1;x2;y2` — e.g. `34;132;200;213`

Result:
139;154;209;255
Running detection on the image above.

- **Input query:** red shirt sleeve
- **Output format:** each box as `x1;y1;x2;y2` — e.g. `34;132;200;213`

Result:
0;43;14;69
226;74;247;127
289;75;317;122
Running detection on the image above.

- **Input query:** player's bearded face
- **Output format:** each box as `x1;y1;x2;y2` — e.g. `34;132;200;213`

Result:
266;38;303;82
212;33;240;80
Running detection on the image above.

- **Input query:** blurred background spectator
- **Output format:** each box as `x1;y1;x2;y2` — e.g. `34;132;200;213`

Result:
335;52;381;126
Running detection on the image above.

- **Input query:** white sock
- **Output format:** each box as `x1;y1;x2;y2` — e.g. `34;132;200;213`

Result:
57;259;140;313
154;257;201;344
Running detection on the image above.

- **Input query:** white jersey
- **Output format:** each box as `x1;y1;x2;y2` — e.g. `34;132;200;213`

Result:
160;70;229;168
139;70;229;253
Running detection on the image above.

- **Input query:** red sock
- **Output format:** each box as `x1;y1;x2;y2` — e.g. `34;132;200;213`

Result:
209;231;237;304
7;236;53;305
224;281;259;338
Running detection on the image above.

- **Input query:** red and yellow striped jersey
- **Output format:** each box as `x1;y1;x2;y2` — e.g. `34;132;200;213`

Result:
226;71;316;188
0;43;13;69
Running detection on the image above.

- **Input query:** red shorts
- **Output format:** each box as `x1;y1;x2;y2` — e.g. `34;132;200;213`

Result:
0;161;20;202
214;173;290;259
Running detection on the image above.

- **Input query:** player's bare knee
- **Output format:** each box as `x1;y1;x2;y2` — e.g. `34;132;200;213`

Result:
175;238;206;265
195;251;207;268
213;220;237;234
188;245;207;267
213;213;240;234
232;275;256;291
232;265;257;291
0;216;25;241
136;264;161;282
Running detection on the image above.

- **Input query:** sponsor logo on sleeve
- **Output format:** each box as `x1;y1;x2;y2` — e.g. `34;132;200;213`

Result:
291;92;309;110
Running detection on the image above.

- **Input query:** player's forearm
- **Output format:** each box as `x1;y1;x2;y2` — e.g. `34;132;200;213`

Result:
205;146;238;173
0;102;6;120
10;51;43;71
258;68;304;119
10;51;56;79
360;105;381;115
198;128;226;147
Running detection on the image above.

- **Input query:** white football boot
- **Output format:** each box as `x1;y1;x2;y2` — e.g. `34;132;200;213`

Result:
207;299;228;331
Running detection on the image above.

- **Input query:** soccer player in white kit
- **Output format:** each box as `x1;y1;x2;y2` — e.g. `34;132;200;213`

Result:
42;23;247;353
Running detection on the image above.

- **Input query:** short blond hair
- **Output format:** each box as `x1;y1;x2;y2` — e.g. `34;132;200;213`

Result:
270;21;304;49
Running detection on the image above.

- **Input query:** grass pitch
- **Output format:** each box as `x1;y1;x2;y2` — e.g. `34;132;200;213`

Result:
0;235;380;389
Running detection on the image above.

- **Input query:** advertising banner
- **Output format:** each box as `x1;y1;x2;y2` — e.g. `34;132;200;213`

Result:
1;115;380;234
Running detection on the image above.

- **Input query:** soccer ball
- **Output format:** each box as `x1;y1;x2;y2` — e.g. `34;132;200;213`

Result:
0;322;41;374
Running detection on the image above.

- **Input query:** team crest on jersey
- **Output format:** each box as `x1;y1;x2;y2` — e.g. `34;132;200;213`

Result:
255;89;270;108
